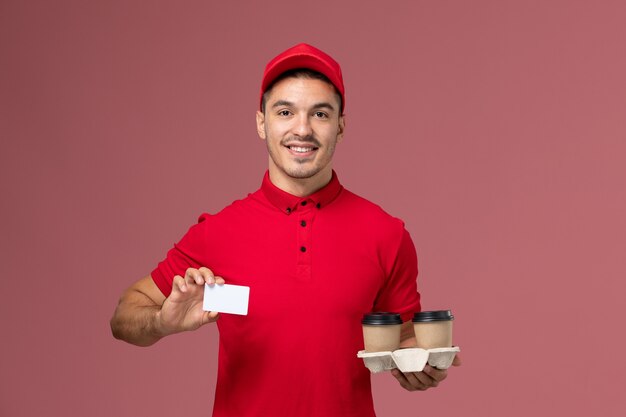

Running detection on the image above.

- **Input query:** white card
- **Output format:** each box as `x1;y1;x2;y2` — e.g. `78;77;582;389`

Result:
203;283;250;315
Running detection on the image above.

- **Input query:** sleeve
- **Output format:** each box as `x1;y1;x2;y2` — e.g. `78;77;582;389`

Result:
372;227;421;322
150;214;210;297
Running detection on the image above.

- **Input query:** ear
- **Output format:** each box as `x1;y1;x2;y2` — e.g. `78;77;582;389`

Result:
336;114;346;144
256;111;266;140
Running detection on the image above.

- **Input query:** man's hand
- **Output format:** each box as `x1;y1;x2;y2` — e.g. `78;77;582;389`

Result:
391;354;461;391
111;267;224;346
157;267;225;336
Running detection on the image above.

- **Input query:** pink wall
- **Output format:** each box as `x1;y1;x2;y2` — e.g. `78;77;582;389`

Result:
1;1;625;416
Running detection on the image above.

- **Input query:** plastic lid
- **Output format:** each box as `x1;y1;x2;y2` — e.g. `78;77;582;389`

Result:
412;310;454;322
362;312;402;325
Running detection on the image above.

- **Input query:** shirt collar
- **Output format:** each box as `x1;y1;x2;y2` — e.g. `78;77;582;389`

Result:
261;170;343;214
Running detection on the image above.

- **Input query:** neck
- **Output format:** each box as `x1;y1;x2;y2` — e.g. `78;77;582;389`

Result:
268;166;333;197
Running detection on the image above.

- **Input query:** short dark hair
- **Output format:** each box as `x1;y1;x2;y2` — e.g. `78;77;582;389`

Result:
261;68;343;113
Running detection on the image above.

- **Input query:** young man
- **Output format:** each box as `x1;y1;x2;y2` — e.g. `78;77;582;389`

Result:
111;43;459;417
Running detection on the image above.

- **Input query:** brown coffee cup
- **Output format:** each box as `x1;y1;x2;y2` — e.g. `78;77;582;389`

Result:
412;310;454;349
361;312;403;352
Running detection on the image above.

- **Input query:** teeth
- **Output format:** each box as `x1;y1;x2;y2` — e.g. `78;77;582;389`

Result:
290;146;314;153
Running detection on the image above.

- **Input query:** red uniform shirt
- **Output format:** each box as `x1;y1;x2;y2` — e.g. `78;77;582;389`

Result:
152;171;420;417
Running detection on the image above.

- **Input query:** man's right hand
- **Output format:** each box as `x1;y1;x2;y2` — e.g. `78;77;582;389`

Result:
157;267;225;336
110;267;224;346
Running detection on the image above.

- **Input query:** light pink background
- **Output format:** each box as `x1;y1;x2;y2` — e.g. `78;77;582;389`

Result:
1;1;625;416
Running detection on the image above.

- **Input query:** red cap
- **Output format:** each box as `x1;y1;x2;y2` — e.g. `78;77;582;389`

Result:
260;43;345;113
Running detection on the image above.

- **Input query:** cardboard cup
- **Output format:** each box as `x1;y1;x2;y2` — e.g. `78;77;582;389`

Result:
412;310;454;349
362;324;402;352
362;313;403;352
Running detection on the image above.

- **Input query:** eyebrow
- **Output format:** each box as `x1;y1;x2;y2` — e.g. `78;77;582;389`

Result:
271;100;336;112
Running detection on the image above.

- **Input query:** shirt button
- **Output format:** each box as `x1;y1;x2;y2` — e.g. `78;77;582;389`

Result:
300;246;307;252
286;207;292;214
300;220;306;227
301;201;307;206
316;203;321;209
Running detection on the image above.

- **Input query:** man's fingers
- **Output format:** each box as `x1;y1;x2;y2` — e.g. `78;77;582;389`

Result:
214;276;225;285
391;369;427;391
185;268;204;285
410;370;436;388
392;368;445;391
402;371;422;389
198;267;216;284
202;310;220;324
182;267;219;286
423;365;448;382
173;275;187;293
391;369;414;391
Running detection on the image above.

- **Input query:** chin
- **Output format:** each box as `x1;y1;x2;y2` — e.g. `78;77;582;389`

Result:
285;169;320;179
280;162;324;179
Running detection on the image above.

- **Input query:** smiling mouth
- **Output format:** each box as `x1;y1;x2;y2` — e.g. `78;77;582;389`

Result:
286;145;318;154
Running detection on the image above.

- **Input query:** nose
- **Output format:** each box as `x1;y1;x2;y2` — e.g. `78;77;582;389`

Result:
292;114;312;138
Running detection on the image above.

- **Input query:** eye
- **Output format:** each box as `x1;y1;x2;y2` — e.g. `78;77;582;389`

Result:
278;109;292;116
314;111;328;119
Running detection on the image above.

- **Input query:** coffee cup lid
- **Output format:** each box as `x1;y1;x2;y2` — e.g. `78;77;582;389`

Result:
412;310;454;322
362;312;402;325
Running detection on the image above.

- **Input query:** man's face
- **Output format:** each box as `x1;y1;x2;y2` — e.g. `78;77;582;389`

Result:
256;77;344;184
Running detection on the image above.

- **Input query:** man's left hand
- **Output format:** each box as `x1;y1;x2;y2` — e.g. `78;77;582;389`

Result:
391;354;461;391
